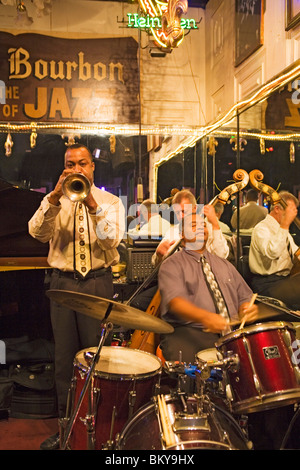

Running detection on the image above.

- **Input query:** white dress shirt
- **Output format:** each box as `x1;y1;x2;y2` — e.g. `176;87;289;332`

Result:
152;221;229;265
128;213;171;239
28;184;125;271
249;214;298;276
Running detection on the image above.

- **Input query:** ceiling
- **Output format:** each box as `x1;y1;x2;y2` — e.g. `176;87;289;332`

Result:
92;0;210;8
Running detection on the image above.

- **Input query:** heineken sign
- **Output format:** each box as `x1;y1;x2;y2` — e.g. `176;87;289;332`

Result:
127;13;198;31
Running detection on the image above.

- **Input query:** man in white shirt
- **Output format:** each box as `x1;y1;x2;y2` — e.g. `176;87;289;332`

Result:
249;191;300;308
28;144;125;449
152;189;229;266
128;199;170;239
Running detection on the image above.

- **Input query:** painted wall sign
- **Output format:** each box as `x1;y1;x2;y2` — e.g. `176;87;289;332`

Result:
0;33;139;124
265;82;300;130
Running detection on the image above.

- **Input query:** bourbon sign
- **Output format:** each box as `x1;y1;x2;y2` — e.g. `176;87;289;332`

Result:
0;33;139;124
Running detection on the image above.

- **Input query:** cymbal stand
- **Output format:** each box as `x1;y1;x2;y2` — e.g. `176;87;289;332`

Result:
61;303;114;450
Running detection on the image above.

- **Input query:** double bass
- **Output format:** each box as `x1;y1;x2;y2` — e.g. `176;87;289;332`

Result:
128;169;250;354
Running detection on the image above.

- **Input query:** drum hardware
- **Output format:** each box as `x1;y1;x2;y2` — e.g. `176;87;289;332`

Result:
282;329;300;384
84;350;95;366
242;336;262;395
59;375;77;448
128;390;137;419
172;398;211;434
104;406;117;450
61;320;114;450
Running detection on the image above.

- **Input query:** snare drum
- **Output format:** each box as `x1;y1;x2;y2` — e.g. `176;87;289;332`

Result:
216;322;300;414
116;394;249;450
66;346;161;450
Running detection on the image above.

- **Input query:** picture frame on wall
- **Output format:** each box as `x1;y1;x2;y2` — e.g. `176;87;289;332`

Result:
235;0;264;67
286;0;300;31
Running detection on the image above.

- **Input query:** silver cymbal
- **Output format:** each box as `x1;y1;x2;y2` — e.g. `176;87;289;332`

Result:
46;289;174;334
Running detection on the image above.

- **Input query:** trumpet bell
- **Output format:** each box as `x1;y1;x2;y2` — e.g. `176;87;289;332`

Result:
62;173;91;202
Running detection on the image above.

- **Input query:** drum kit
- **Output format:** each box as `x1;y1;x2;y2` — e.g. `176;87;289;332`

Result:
47;289;300;451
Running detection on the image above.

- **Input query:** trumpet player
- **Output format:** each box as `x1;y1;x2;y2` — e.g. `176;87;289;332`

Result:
28;143;125;450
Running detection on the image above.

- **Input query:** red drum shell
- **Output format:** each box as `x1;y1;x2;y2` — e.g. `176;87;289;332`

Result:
216;322;300;414
68;346;161;450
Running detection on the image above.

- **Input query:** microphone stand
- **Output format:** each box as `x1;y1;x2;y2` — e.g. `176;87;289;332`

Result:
60;303;114;450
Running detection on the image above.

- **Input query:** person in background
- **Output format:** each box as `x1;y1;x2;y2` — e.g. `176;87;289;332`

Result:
249;190;300;308
214;202;232;236
128;199;170;239
152;189;230;267
28;144;125;450
231;189;268;231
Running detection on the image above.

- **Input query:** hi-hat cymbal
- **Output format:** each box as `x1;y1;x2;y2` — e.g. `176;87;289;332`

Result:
46;289;174;334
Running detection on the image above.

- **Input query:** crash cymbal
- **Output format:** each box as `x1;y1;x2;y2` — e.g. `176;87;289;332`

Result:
46;289;174;334
256;295;300;321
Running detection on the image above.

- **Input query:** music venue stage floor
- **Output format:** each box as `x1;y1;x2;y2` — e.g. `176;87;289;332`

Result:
0;417;58;450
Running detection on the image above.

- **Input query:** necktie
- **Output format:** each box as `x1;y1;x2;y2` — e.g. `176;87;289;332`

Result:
287;237;294;262
74;202;92;277
200;255;231;332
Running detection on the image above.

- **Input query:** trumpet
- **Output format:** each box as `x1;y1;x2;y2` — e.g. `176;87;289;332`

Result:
62;173;91;202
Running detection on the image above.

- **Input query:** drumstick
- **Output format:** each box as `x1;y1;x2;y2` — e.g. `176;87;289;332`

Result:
158;395;176;448
158;395;175;447
158;395;171;446
239;293;258;329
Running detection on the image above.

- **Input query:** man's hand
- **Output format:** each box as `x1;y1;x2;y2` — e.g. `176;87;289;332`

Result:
156;239;176;258
203;205;220;230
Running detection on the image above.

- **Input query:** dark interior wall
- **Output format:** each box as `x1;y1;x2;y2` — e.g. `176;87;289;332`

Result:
0;133;148;199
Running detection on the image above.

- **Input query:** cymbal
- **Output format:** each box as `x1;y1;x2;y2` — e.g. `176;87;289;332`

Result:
46;289;174;334
256;295;300;321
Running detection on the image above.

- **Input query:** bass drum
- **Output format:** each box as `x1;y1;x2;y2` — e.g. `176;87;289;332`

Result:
116;394;250;450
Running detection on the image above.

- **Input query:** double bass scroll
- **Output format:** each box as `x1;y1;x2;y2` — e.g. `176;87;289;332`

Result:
209;168;250;208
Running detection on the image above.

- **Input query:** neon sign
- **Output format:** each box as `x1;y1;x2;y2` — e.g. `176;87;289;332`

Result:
136;0;189;49
127;13;198;31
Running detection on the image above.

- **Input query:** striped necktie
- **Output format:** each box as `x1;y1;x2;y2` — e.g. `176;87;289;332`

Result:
287;237;294;262
74;202;92;277
200;255;231;330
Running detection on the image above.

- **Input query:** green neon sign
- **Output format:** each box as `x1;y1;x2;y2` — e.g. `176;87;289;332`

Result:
127;13;198;30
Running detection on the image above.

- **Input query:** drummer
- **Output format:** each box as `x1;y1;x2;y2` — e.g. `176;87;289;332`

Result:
28;144;125;450
158;212;258;365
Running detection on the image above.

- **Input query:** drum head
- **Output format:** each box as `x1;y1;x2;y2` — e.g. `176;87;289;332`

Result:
216;321;295;348
196;348;219;363
75;346;161;379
